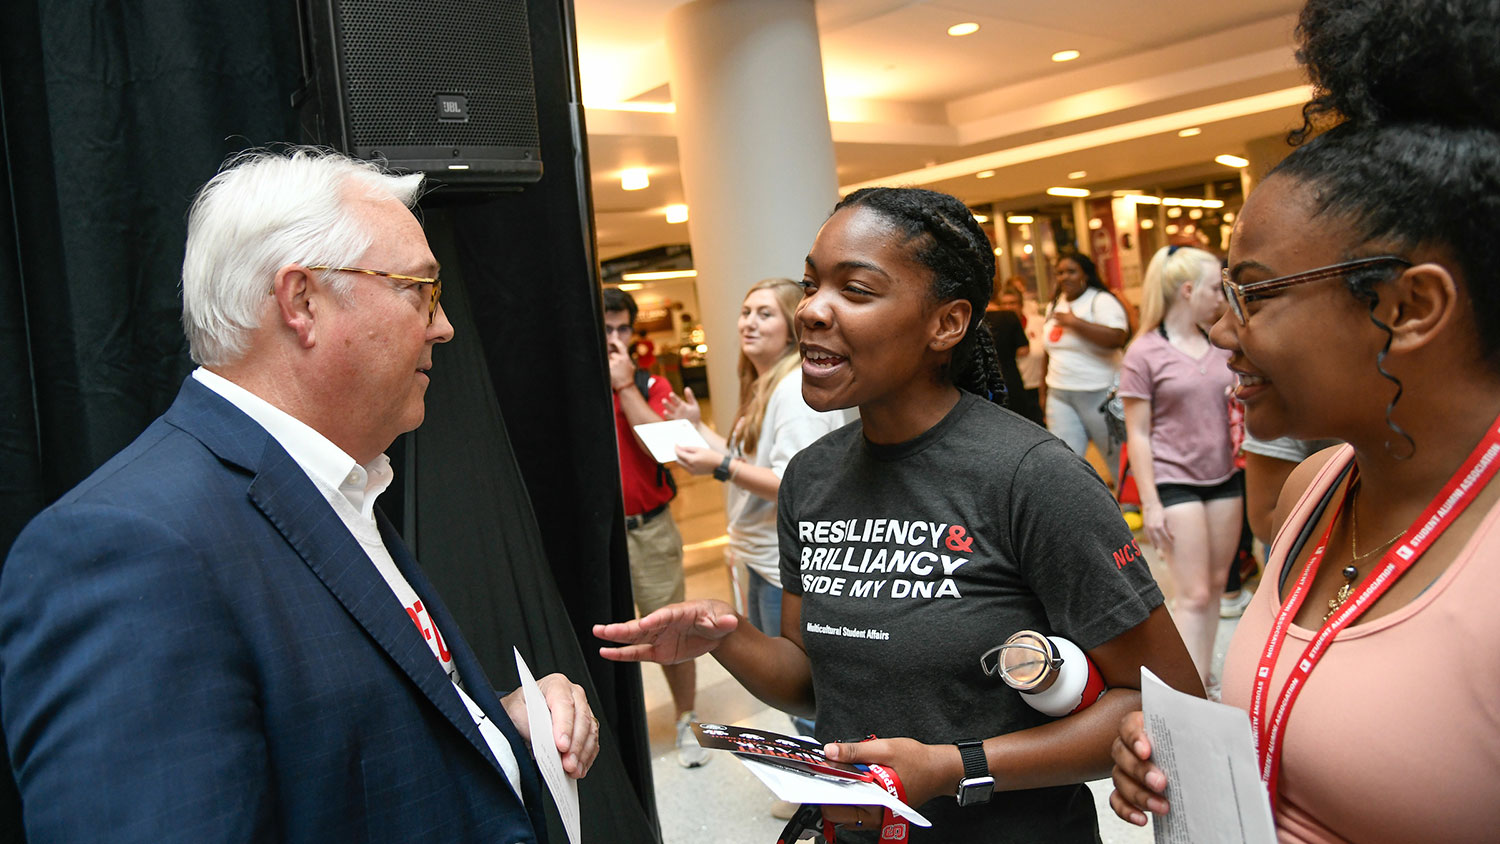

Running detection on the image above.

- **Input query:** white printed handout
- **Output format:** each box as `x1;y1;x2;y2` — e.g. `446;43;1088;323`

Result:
1140;667;1274;844
631;419;712;464
514;648;581;844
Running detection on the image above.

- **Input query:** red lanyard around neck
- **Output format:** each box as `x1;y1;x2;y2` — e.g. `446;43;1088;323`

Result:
1251;412;1500;805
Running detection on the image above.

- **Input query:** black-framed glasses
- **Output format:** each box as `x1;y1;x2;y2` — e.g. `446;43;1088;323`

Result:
1219;256;1409;325
307;265;442;326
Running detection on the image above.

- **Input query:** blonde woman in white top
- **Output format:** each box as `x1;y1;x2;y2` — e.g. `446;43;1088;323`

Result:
666;278;853;644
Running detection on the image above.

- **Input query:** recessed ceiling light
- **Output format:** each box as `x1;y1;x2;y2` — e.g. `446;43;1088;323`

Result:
1022;243;1034;255
664;204;689;224
1188;208;1204;220
948;22;980;37
621;270;697;281
1051;49;1081;62
1087;218;1103;230
1067;170;1087;180
992;246;1004;256
1215;154;1250;168
1165;224;1180;234
1006;215;1034;224
1223;211;1236;223
1177;127;1202;138
1140;218;1155;230
1167;207;1182;218
620;168;649;191
976;170;996;179
1047;187;1090;198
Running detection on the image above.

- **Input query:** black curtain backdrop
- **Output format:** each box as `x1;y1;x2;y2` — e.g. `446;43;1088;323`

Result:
0;2;657;842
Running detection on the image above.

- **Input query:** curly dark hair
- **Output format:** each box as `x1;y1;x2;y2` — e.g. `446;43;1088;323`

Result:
1277;0;1500;365
1271;0;1500;452
832;187;1007;406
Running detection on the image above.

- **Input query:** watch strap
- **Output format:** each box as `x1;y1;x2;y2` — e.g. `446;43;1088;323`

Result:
712;454;733;481
957;739;988;780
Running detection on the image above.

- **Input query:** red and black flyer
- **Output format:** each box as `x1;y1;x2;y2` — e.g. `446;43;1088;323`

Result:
690;723;869;781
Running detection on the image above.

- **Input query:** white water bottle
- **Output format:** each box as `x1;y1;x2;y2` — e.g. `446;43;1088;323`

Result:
981;630;1108;717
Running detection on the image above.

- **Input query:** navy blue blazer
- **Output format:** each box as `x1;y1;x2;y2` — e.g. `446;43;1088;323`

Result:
1;378;549;843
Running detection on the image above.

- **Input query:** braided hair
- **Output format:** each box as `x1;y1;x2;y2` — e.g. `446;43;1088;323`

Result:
832;187;1007;405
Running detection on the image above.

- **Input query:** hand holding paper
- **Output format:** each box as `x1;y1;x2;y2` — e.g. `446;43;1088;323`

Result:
513;649;582;844
631;419;711;465
1113;668;1274;844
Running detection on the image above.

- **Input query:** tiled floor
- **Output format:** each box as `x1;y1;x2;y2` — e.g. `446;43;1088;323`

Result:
638;443;1248;843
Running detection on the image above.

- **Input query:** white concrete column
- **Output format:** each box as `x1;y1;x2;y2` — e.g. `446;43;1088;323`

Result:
665;0;839;434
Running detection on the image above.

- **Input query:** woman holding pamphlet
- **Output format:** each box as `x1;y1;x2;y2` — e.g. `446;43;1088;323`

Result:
1109;1;1500;840
597;186;1200;841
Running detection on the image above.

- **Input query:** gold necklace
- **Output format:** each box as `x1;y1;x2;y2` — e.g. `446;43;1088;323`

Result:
1324;485;1406;622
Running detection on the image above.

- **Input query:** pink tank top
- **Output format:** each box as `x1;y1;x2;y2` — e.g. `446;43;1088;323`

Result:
1222;446;1500;843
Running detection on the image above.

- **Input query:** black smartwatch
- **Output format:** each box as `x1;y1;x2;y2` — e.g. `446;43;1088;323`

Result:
954;739;994;807
712;454;733;481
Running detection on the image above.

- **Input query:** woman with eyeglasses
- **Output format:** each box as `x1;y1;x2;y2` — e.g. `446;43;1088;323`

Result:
1118;245;1240;692
1110;0;1500;839
598;187;1199;841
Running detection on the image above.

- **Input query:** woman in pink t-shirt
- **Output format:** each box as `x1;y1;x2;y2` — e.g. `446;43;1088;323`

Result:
1118;245;1239;688
1109;0;1500;840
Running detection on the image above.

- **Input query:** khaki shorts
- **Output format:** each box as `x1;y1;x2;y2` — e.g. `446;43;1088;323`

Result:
625;508;686;616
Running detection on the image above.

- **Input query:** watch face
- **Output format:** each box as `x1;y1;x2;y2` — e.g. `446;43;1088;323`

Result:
957;776;995;807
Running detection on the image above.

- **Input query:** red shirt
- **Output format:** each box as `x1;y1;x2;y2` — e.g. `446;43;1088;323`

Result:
615;372;675;515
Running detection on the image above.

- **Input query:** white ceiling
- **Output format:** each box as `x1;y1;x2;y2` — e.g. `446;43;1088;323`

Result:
576;0;1308;261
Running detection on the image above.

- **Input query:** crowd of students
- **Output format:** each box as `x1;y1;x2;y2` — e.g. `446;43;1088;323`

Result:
599;1;1500;841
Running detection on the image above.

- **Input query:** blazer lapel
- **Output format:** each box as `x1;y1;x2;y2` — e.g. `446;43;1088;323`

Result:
379;514;545;804
166;378;524;787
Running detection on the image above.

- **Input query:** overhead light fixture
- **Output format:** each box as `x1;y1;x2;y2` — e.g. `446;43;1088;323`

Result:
1022;243;1034;255
1120;194;1225;208
1177;127;1202;138
585;100;676;114
1183;224;1197;234
1188;208;1204;220
976;170;996;179
620;168;649;191
664;204;689;224
1167;207;1182;218
948;22;980;36
1051;49;1081;62
1087;218;1103;230
1006;215;1034;224
1047;187;1090;198
621;270;698;282
1067;170;1087;180
617;283;644;291
1216;154;1250;168
972;214;990;223
1165;224;1180;235
1140;218;1155;229
992;246;1004;256
1223;211;1236;223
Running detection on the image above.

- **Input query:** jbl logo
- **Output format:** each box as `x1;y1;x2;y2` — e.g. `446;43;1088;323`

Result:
436;94;469;122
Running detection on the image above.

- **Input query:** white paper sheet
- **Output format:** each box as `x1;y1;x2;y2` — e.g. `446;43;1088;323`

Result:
514;648;581;844
1140;667;1275;844
735;755;932;827
630;419;711;464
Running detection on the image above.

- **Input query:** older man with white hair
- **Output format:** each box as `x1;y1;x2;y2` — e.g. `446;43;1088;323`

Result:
0;147;597;843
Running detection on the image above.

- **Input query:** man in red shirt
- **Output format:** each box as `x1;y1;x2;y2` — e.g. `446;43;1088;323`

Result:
602;289;707;768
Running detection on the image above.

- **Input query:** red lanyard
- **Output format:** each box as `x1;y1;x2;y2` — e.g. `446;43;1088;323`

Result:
1251;413;1500;804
